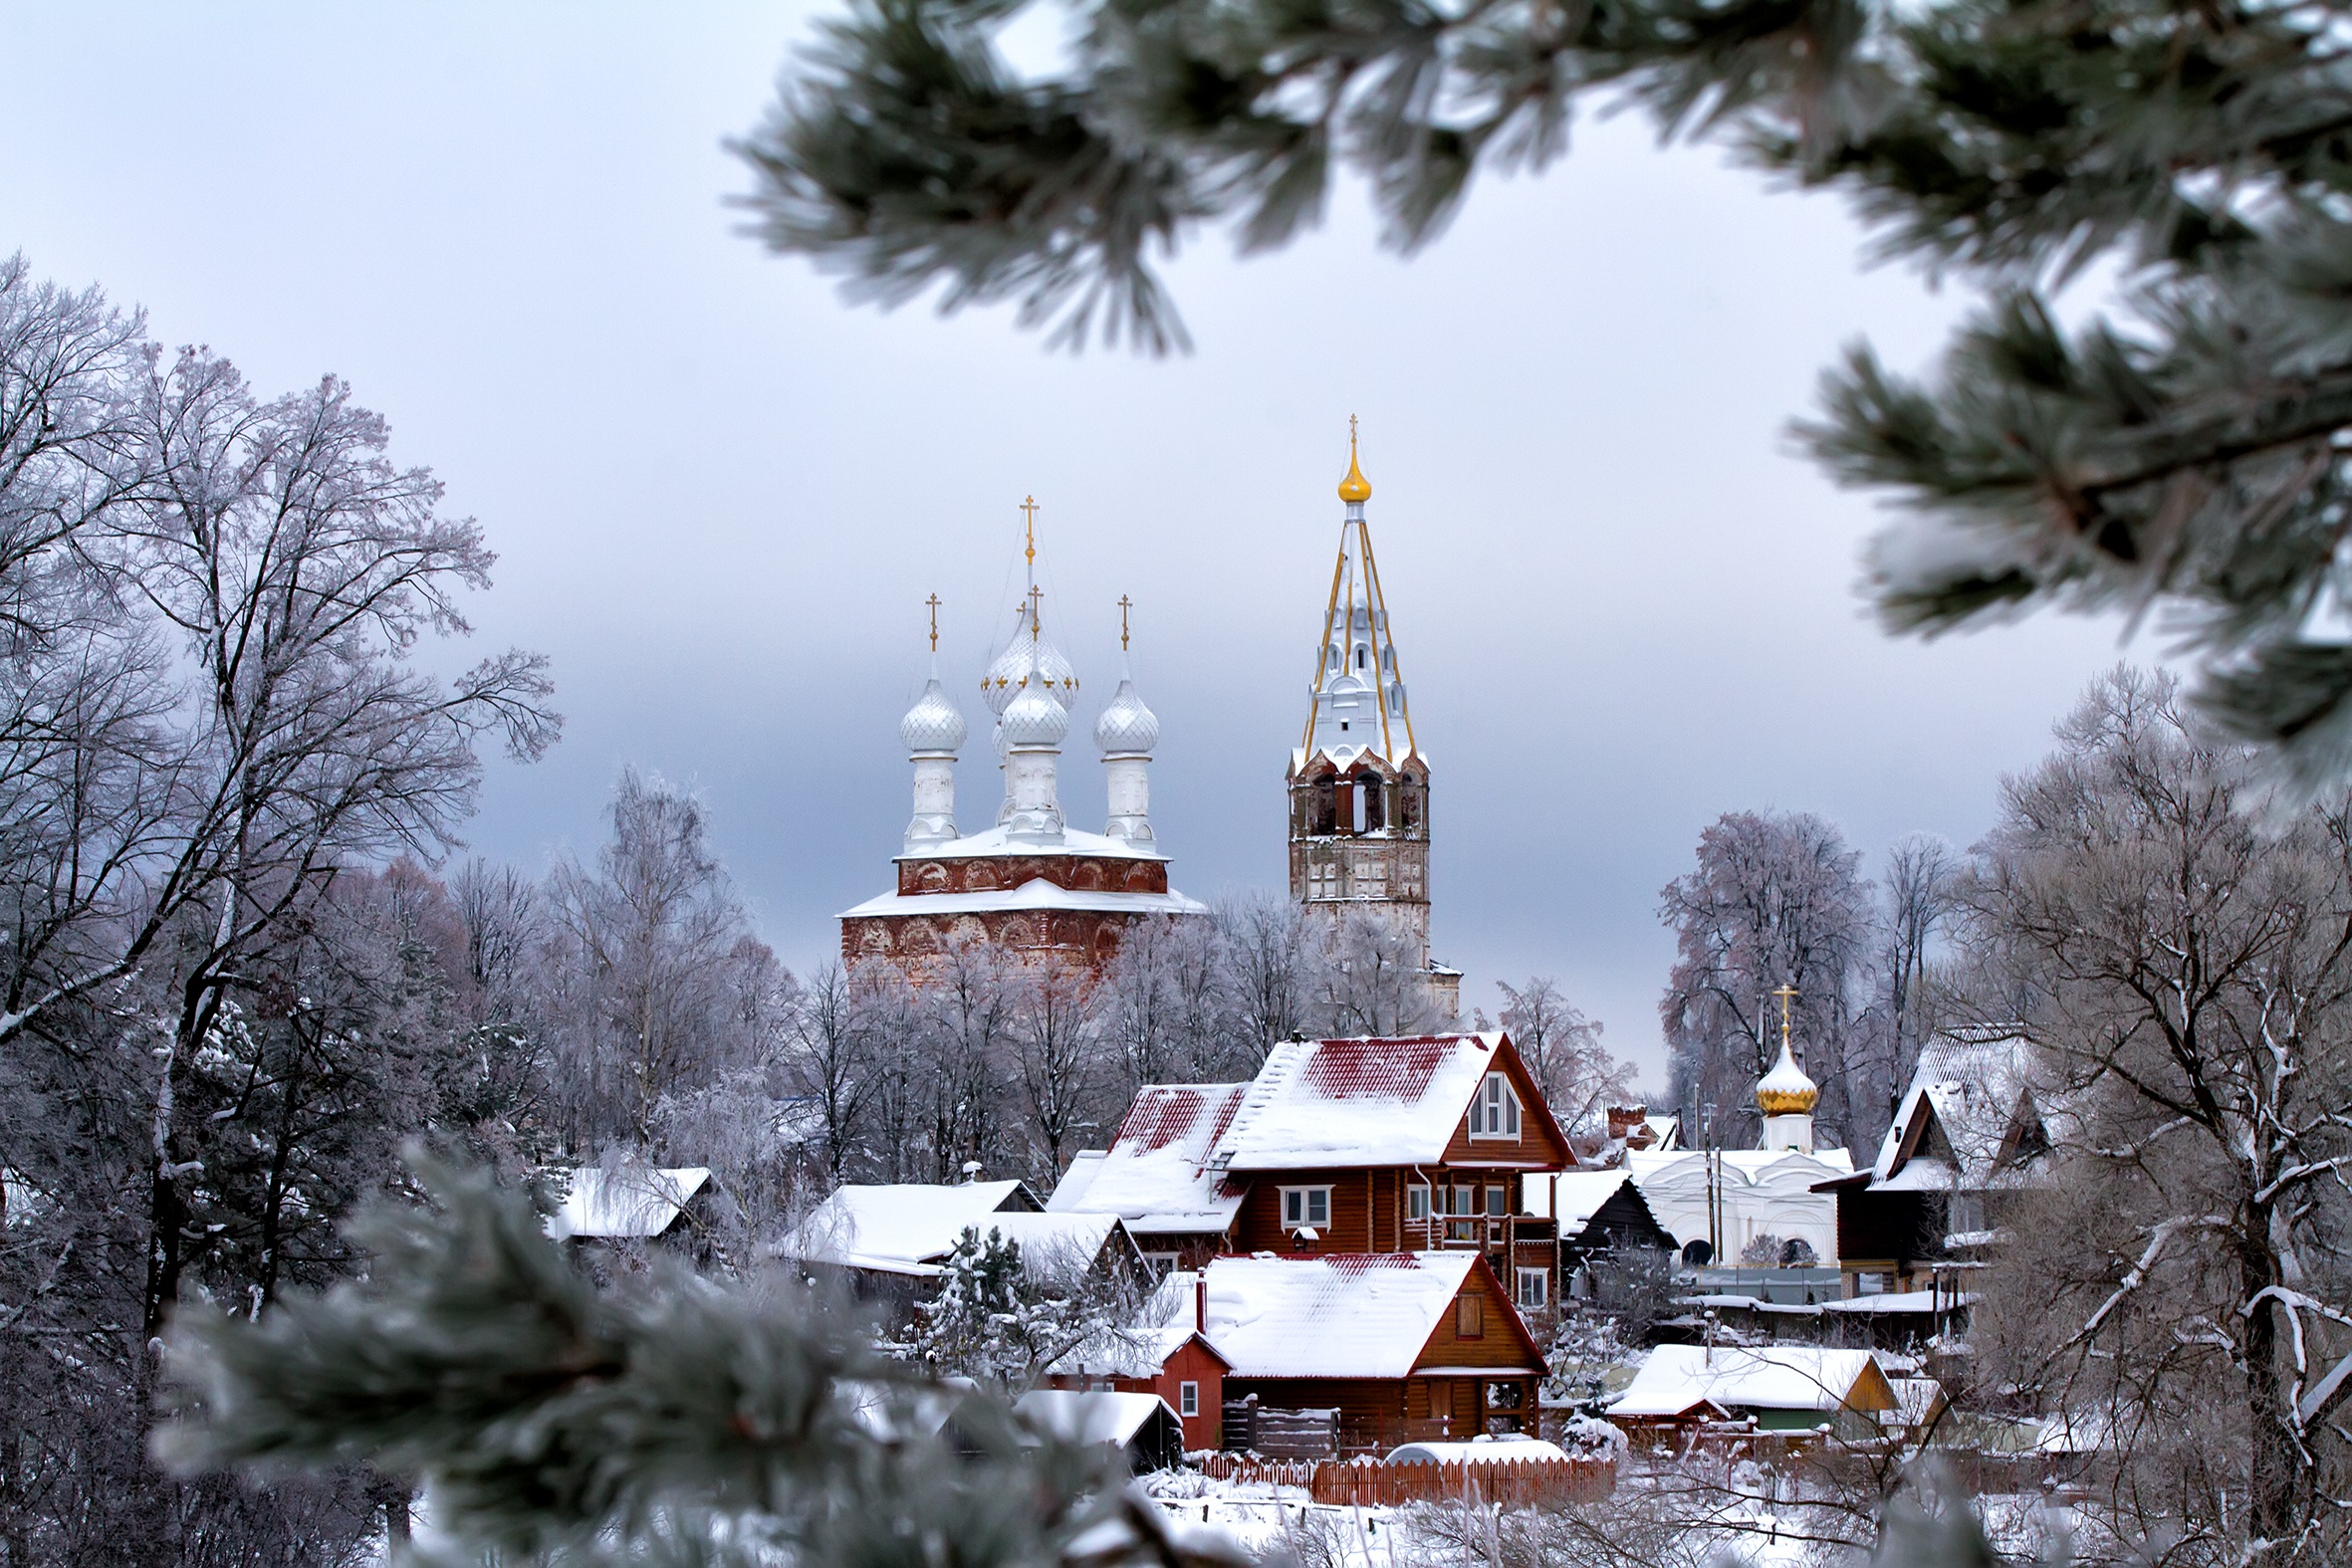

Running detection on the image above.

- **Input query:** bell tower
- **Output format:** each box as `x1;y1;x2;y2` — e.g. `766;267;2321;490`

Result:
1287;423;1453;1013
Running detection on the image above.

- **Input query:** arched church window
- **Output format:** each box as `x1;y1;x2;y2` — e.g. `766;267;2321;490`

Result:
1309;778;1337;835
1356;646;1367;669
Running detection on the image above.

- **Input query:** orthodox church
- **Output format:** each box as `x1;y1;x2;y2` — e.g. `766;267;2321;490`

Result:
839;430;1455;991
837;509;1207;973
1625;1000;1853;1268
1287;427;1458;1015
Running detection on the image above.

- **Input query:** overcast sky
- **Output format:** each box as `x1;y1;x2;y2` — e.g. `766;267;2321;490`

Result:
0;2;2128;1084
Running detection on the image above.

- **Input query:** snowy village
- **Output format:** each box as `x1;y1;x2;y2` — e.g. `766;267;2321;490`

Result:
6;6;2352;1568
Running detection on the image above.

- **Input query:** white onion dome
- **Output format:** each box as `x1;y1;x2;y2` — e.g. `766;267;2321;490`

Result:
1756;1037;1820;1116
982;628;1079;717
899;669;967;755
1000;682;1070;749
1093;665;1160;756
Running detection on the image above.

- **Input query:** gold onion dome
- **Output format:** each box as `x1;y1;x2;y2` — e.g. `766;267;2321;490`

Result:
1337;440;1372;504
1756;1037;1820;1116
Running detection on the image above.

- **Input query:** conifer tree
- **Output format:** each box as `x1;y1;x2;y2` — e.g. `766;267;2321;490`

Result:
737;0;2352;789
160;1160;1232;1568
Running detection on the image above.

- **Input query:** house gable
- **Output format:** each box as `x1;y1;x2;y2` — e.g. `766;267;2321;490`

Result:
1409;1253;1545;1373
1438;1036;1571;1169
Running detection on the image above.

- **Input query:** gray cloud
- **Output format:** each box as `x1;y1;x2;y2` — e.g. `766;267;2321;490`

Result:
0;0;2125;1081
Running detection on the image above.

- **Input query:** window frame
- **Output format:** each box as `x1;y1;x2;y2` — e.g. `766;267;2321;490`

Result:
1178;1381;1200;1418
1468;1071;1523;1140
1407;1184;1430;1223
1484;1185;1509;1218
1280;1185;1332;1230
1516;1267;1548;1310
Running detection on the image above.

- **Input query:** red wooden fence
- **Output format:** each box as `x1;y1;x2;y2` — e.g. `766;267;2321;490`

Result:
1186;1454;1615;1506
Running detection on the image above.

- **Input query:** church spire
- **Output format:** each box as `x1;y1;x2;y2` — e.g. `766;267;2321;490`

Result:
1302;419;1414;765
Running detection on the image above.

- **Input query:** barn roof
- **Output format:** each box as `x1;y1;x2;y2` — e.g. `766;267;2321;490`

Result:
1201;1251;1533;1380
1216;1033;1562;1170
1048;1084;1250;1234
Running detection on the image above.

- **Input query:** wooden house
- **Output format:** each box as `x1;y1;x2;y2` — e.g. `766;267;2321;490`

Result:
1608;1345;1898;1444
1201;1250;1547;1452
1817;1031;2053;1299
774;1179;1140;1323
1014;1390;1187;1473
1529;1171;1679;1270
1045;1272;1232;1453
1049;1033;1575;1299
548;1166;725;1261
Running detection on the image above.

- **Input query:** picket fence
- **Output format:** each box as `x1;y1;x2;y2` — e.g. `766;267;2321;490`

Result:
1187;1454;1615;1507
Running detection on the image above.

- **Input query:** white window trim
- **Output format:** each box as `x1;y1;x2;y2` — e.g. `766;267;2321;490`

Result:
1516;1267;1548;1309
1280;1185;1332;1229
1407;1184;1431;1223
1179;1381;1200;1417
1468;1071;1524;1140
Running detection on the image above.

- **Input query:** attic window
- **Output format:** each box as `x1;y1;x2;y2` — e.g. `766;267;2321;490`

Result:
1469;1072;1522;1139
1457;1296;1485;1338
1281;1186;1331;1230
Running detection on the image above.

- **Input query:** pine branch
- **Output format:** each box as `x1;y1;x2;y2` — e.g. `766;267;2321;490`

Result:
156;1157;1238;1568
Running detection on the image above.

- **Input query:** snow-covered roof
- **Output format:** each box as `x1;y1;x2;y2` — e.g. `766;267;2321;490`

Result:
548;1167;711;1240
1048;1271;1230;1379
1218;1033;1552;1171
1550;1172;1639;1232
1384;1437;1571;1465
1015;1389;1177;1448
1869;1028;2049;1189
1202;1252;1515;1380
897;823;1166;863
775;1180;1103;1275
1609;1346;1889;1419
1885;1377;1948;1428
839;879;1208;922
1051;1084;1250;1233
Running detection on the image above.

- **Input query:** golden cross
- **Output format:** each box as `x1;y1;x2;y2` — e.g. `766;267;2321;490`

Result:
925;593;941;653
1349;412;1358;448
1118;593;1132;651
1028;583;1044;636
1771;984;1798;1044
1019;495;1040;566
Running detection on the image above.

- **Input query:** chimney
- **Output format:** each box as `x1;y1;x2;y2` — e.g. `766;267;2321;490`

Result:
1194;1275;1208;1334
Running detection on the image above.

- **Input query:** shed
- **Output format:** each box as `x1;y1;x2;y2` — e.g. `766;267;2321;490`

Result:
1608;1345;1896;1442
1203;1250;1545;1452
547;1167;715;1243
1046;1271;1230;1453
1015;1390;1186;1473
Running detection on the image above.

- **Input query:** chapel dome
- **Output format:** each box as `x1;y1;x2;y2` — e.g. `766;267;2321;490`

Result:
1756;1038;1820;1116
1000;682;1070;749
983;630;1079;717
900;672;968;755
1094;671;1160;756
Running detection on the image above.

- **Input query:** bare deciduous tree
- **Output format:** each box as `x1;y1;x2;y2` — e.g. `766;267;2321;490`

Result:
1659;810;1871;1148
1496;977;1631;1138
1965;667;2352;1556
